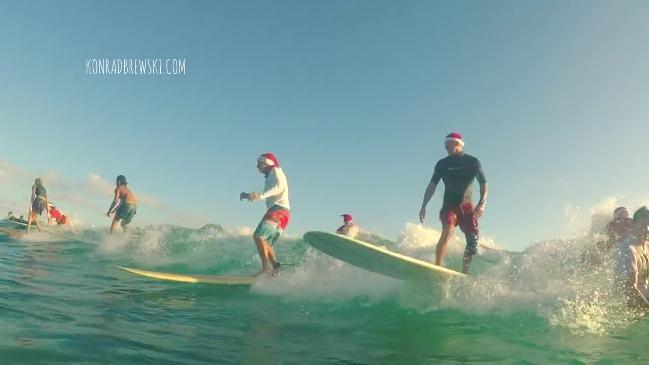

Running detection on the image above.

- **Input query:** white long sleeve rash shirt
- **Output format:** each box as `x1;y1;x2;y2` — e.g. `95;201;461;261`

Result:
259;167;290;210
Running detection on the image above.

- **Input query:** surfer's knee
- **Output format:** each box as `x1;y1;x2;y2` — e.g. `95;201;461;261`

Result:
253;232;269;247
441;224;455;235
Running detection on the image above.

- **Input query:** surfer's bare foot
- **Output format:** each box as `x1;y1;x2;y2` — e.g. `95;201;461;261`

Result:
269;262;282;276
253;268;273;277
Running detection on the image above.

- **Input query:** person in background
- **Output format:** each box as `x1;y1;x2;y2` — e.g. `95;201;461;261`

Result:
106;175;137;234
47;203;68;226
27;177;49;233
614;206;649;309
336;214;359;238
581;207;634;265
606;207;634;246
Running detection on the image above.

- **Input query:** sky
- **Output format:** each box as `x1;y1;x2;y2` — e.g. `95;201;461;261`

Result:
1;1;648;250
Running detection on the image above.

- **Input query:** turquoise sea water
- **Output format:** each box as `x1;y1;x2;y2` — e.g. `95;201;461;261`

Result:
1;224;648;364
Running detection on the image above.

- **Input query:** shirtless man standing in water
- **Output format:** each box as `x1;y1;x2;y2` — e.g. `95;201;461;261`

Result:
615;206;649;309
106;175;137;234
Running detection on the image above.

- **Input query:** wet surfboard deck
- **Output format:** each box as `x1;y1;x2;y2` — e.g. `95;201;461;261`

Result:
303;231;466;281
116;266;259;285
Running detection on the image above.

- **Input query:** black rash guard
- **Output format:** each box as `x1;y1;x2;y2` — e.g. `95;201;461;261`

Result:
431;153;486;206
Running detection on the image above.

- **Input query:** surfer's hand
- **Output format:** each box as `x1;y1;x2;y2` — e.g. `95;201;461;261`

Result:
106;212;111;218
419;207;426;223
248;192;261;201
475;202;485;218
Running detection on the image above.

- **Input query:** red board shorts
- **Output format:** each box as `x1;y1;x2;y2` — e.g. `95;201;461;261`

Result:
439;202;479;254
254;205;290;246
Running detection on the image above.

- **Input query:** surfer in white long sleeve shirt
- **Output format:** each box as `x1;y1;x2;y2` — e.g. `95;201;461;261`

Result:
241;153;291;275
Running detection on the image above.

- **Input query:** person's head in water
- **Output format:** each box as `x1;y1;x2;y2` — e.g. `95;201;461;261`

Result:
8;211;15;219
256;153;279;174
632;206;649;238
614;207;629;220
444;132;464;155
632;206;649;225
116;175;127;186
34;177;43;186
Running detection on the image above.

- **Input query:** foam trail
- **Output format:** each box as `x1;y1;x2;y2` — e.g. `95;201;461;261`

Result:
49;212;645;334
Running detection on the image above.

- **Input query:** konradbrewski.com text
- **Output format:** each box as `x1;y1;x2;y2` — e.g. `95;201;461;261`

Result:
85;58;186;76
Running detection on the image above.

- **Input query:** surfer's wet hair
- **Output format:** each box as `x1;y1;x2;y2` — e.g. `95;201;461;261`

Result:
632;206;649;223
116;175;127;186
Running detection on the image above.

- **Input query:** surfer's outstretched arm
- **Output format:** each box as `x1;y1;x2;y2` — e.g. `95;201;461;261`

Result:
419;181;437;223
107;188;120;217
29;185;36;211
27;185;36;232
420;160;444;223
475;181;488;218
629;268;649;310
632;287;649;309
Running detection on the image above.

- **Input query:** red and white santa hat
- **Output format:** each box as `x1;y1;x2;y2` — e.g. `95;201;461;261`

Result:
258;153;280;167
341;214;353;223
445;132;465;146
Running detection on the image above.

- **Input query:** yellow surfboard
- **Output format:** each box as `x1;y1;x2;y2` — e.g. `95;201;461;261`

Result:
116;266;259;285
303;231;466;281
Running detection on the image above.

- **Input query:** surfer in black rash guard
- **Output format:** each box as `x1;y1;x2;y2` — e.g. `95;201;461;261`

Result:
419;132;488;274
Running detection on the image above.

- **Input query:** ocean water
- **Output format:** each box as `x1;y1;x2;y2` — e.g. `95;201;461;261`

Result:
1;223;648;364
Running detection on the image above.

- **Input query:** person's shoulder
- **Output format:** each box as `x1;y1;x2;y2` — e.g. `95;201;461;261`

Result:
437;155;452;164
274;167;287;177
463;153;483;165
462;153;479;161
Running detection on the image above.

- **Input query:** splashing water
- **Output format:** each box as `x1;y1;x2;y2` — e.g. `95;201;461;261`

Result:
2;220;648;363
